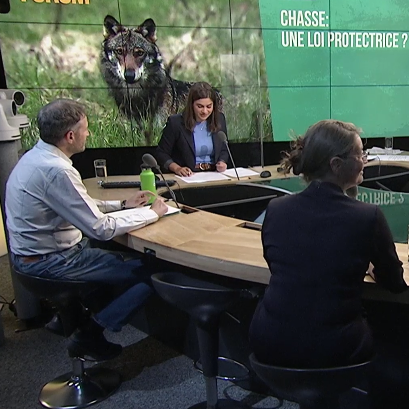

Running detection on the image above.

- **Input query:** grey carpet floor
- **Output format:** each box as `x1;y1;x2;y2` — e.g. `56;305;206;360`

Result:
0;254;297;409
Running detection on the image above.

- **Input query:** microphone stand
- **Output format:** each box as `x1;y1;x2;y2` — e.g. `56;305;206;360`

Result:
155;166;180;208
224;141;240;180
259;111;264;169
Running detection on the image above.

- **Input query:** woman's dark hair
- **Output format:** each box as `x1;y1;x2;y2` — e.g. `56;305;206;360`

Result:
37;99;86;146
281;119;362;182
183;82;220;132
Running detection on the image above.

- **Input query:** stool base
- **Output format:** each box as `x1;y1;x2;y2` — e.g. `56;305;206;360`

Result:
39;367;121;409
299;400;339;409
194;356;250;381
189;398;247;408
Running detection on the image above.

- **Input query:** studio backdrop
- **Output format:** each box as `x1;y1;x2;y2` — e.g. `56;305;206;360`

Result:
0;0;407;150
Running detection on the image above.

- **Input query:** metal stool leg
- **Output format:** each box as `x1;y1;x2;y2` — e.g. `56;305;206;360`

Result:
188;323;247;409
39;357;121;409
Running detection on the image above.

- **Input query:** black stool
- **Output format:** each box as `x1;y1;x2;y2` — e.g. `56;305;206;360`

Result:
249;353;372;409
151;272;249;409
14;269;121;409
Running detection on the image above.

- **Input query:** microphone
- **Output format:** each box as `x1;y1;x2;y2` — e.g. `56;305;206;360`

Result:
217;131;240;180
142;153;180;208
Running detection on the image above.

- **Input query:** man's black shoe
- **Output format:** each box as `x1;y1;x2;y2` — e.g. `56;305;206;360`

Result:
67;330;122;361
45;314;66;336
45;304;83;337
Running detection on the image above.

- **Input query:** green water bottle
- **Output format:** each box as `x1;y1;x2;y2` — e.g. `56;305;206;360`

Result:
140;165;156;204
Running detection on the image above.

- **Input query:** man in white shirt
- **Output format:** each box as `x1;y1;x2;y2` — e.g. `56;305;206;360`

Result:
6;98;168;360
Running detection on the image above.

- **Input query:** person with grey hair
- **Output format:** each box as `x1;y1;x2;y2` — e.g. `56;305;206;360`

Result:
6;98;168;361
249;119;406;369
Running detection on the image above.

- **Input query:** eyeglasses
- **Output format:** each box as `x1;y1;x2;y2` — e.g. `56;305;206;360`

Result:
338;150;368;162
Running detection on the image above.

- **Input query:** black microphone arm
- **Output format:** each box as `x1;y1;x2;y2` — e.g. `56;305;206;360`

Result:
216;131;240;180
141;153;180;208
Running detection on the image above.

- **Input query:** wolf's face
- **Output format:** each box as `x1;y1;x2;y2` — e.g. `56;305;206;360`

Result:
100;15;194;142
102;16;166;88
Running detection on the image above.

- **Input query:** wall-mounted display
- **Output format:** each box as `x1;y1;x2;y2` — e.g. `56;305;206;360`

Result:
1;0;408;148
0;0;270;149
260;0;409;140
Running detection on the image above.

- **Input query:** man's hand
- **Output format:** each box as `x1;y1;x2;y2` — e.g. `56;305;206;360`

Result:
216;161;227;173
124;191;156;208
151;197;168;217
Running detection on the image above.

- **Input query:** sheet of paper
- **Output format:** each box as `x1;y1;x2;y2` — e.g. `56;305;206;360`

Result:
379;155;409;162
368;154;409;162
112;203;180;217
367;147;402;155
114;207;155;217
176;172;231;183
222;167;260;178
162;203;181;216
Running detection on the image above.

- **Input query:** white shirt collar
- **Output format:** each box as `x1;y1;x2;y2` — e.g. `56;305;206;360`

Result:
36;139;73;165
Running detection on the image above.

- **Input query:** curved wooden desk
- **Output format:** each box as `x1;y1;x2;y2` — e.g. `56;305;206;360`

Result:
83;164;409;303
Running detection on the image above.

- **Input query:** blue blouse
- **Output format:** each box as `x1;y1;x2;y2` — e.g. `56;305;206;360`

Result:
193;122;214;164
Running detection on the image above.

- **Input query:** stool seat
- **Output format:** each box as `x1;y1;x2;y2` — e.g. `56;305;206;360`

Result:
14;270;97;337
14;268;122;409
152;272;247;409
151;272;243;319
13;272;93;300
249;353;372;409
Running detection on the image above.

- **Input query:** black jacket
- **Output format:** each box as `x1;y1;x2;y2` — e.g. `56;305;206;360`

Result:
249;181;407;368
155;112;229;171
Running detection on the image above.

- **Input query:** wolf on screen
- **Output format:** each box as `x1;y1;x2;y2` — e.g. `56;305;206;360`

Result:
100;15;194;144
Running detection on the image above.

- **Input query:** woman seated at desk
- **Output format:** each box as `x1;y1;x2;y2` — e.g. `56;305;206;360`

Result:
155;81;229;177
249;119;407;370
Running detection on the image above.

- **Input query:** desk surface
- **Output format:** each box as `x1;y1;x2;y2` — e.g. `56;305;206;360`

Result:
85;165;286;199
83;163;409;303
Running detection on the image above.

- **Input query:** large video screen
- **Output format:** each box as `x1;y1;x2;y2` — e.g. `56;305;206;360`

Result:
260;0;409;141
1;0;407;148
0;0;270;149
